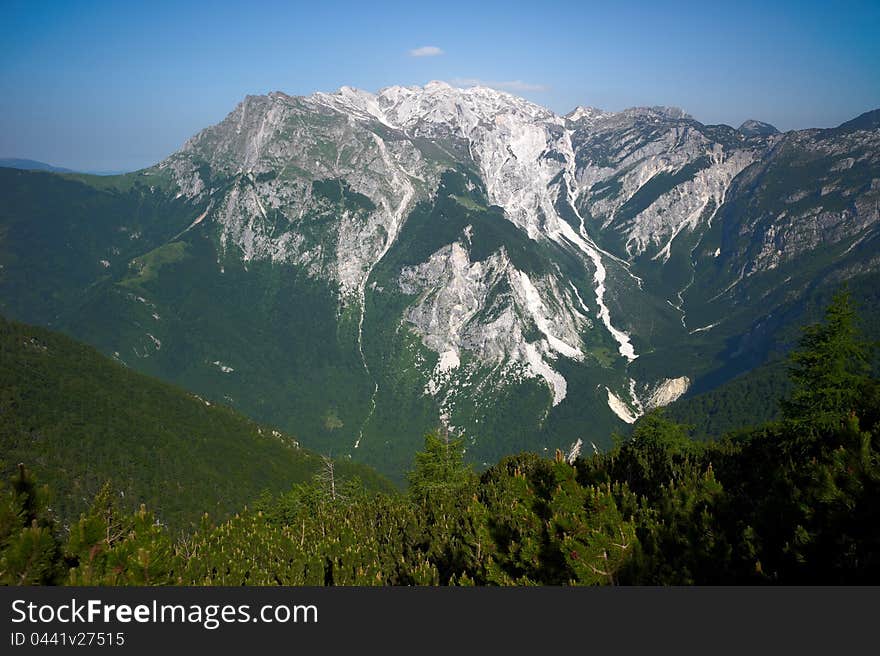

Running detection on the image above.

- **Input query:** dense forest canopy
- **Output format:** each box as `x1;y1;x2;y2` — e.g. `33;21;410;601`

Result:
1;291;878;585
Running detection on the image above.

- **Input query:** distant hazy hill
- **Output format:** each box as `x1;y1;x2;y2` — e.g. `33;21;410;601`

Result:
0;315;392;529
0;158;74;173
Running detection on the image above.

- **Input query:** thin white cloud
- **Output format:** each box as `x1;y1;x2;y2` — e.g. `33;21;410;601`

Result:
409;46;444;57
450;78;549;92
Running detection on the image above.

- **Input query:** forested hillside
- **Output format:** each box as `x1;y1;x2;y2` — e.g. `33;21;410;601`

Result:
0;315;391;530
2;292;877;585
664;362;790;438
664;275;880;439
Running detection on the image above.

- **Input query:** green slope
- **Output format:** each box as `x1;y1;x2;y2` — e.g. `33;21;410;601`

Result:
0;315;392;530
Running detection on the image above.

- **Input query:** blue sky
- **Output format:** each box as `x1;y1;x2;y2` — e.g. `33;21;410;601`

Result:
1;0;878;171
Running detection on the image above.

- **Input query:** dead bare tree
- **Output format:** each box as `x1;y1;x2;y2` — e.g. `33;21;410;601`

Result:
316;454;338;501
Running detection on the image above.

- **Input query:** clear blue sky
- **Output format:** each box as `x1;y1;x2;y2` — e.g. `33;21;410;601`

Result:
1;0;878;172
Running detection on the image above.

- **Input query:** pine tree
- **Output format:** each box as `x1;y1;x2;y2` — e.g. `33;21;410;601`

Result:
547;459;636;585
782;289;871;437
407;430;472;500
0;464;63;585
65;483;177;585
612;411;699;500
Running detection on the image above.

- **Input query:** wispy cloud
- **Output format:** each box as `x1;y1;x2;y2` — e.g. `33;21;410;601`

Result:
450;78;549;92
409;46;444;57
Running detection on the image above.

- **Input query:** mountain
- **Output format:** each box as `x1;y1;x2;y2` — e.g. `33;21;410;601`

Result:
0;315;391;528
0;158;74;173
1;82;878;480
737;120;779;137
831;108;880;135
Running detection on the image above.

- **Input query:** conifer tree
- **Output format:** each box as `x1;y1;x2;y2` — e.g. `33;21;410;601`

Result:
65;483;176;585
407;430;472;500
0;465;62;585
782;289;871;437
547;458;636;585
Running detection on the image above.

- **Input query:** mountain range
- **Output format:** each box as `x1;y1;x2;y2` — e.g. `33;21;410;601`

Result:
1;81;878;480
0;158;131;176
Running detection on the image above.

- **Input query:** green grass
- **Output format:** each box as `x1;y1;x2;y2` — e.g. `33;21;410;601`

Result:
121;241;188;287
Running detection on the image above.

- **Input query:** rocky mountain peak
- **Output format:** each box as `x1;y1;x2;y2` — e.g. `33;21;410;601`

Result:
566;106;607;124
738;119;780;136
